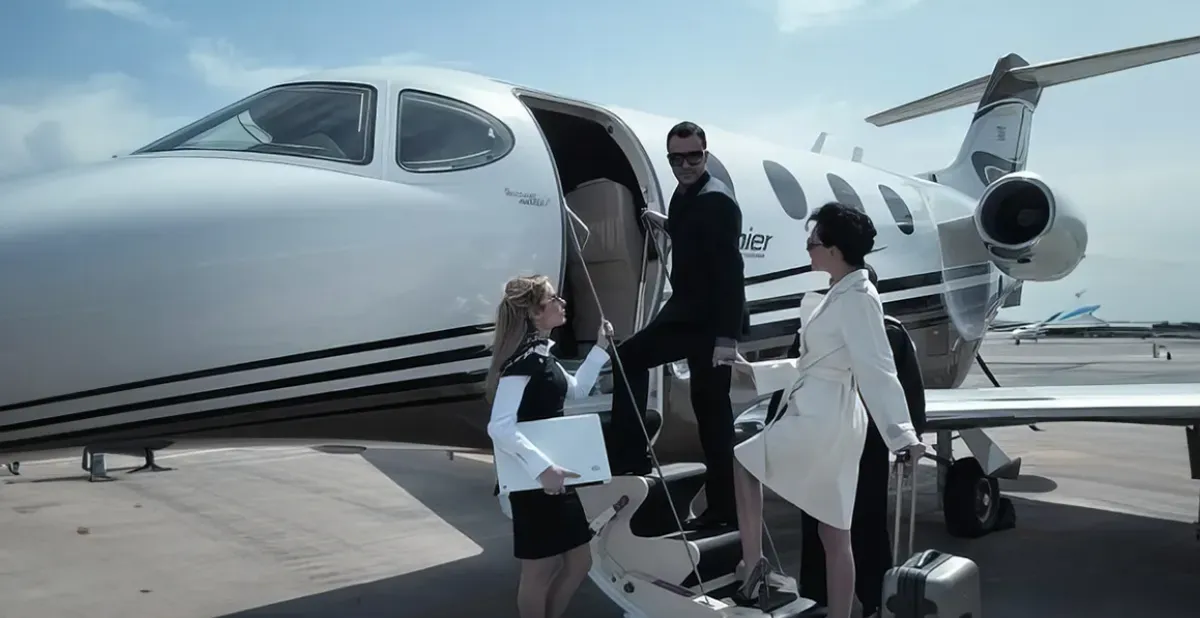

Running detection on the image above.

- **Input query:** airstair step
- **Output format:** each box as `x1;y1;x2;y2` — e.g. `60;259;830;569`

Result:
700;580;816;616
664;525;741;588
630;462;707;537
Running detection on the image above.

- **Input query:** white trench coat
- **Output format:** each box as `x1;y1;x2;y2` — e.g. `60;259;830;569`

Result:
734;269;919;530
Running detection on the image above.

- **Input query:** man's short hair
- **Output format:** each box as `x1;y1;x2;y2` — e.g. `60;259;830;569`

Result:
667;121;706;148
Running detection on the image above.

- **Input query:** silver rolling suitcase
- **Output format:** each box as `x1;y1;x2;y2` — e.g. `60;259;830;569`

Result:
880;455;983;618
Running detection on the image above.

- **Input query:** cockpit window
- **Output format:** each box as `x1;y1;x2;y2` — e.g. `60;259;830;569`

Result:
396;90;514;173
133;83;377;165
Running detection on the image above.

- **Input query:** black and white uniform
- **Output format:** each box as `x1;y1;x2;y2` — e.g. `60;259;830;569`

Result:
488;336;610;560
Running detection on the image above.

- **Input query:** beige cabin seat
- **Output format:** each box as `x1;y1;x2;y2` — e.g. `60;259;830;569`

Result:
564;179;644;341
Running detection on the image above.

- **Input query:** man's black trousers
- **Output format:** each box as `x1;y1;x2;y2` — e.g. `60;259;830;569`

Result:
606;318;737;520
798;419;893;614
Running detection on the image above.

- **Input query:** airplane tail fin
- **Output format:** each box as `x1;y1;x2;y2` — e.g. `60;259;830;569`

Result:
865;35;1200;199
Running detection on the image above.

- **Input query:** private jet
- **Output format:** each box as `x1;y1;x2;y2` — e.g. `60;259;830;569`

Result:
2;34;1200;618
1009;303;1103;342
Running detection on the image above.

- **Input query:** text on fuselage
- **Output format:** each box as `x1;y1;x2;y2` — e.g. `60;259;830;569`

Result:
740;227;773;258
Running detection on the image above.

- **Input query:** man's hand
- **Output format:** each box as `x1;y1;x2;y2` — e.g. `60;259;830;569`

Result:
640;209;668;232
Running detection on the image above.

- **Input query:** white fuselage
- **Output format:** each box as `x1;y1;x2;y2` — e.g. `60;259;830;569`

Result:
0;66;999;462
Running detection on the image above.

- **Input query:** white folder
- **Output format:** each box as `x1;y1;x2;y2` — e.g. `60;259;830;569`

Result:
494;413;612;495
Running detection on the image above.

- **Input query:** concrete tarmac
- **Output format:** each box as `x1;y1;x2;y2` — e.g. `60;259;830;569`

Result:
1;337;1198;618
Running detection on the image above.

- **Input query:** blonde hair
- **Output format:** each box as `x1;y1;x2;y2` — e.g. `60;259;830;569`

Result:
484;274;554;403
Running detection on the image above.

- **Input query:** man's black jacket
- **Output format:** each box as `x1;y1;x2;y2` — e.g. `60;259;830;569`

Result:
654;172;750;341
765;315;927;436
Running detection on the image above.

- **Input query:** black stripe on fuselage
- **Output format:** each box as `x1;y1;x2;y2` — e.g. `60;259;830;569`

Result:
0;323;495;414
745;264;993;316
0;371;487;452
746;263;990;290
0;342;492;434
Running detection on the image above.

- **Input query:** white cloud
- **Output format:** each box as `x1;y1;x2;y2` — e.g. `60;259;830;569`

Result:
187;39;316;97
65;0;177;29
0;35;469;177
0;73;189;178
188;40;473;98
769;0;924;33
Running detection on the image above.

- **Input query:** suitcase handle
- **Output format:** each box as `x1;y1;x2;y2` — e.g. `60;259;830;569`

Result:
891;456;918;564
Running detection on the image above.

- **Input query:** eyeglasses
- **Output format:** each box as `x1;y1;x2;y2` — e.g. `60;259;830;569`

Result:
667;150;705;167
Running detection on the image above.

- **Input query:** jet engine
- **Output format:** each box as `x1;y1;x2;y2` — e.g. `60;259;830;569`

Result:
974;170;1087;282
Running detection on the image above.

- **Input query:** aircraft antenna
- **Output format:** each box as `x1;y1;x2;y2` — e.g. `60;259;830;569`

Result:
560;206;709;598
810;132;828;153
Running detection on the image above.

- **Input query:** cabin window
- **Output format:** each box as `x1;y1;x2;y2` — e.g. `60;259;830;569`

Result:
396;90;514;173
825;173;864;212
706;152;736;197
763;160;808;220
133;83;376;165
878;184;915;235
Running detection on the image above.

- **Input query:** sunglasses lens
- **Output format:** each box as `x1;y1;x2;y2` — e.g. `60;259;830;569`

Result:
668;151;704;167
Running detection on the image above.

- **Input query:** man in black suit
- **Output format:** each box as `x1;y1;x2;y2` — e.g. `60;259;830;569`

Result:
606;121;749;529
792;264;926;617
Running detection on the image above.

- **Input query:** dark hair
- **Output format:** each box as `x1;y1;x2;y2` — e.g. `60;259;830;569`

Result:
864;263;878;286
807;202;877;267
667;121;707;148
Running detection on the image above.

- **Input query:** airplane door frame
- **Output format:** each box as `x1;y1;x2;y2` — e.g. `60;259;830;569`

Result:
512;90;670;335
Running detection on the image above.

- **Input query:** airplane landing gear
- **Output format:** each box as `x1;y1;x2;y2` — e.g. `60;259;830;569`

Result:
127;448;172;474
5;461;19;475
942;457;1002;538
935;355;1022;538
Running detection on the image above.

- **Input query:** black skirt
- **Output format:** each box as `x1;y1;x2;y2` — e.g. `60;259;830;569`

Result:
509;487;593;560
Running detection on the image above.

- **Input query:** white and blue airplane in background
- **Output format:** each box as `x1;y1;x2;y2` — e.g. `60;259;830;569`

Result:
1001;290;1104;342
1;33;1199;618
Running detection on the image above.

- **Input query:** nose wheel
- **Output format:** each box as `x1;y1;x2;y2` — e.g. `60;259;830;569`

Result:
4;461;18;475
942;457;1003;538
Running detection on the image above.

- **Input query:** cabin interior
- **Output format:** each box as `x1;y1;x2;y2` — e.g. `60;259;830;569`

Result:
524;104;658;375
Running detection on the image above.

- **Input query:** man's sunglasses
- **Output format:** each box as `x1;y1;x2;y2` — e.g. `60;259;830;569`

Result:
667;150;705;167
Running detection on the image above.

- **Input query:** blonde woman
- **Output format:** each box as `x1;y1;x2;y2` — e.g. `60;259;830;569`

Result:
485;274;614;618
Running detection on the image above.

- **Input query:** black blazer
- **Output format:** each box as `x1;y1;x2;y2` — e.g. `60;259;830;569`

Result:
765;315;926;435
654;172;751;340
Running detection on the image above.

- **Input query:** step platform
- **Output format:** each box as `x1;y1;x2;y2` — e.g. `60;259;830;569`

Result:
579;458;819;618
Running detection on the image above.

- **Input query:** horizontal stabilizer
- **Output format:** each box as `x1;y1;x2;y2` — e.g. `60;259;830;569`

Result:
866;34;1200;126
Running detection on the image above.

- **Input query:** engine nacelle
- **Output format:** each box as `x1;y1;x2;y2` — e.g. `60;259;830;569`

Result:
974;170;1088;282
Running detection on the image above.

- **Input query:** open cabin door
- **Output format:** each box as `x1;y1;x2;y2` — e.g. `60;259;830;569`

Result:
515;92;669;437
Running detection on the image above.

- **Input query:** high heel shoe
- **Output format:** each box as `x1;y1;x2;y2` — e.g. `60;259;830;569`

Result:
731;558;768;608
731;557;795;609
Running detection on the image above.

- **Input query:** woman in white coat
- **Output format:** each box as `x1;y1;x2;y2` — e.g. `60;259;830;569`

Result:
729;202;926;618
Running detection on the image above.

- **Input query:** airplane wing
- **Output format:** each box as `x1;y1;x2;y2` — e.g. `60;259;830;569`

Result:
925;383;1200;431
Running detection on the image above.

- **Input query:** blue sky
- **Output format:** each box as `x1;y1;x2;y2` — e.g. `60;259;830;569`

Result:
2;0;1199;322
